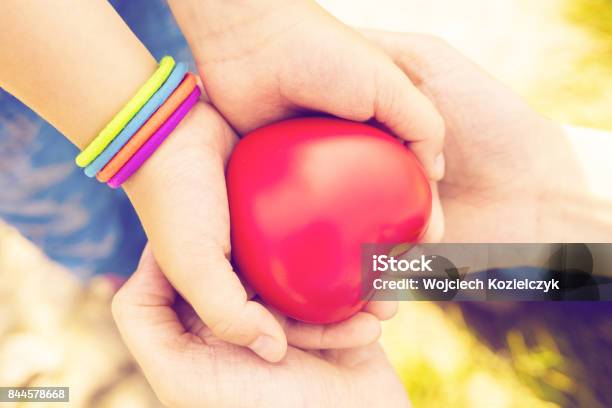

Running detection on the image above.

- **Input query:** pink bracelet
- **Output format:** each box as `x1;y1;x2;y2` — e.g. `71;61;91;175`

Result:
107;86;201;189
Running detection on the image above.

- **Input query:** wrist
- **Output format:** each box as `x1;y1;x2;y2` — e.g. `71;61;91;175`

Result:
122;102;235;201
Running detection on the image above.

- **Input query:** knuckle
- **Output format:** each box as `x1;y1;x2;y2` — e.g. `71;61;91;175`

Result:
376;76;407;128
208;313;244;342
432;111;446;144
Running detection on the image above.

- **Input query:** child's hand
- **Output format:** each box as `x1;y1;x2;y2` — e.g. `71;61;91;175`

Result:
123;101;396;362
112;245;410;408
168;0;446;242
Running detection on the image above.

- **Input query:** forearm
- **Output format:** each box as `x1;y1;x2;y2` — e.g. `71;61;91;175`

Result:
0;0;156;149
538;125;612;242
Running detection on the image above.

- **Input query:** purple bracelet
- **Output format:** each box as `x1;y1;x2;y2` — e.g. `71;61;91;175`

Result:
107;86;201;189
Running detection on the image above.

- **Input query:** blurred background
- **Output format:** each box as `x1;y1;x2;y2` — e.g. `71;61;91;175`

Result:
1;0;611;407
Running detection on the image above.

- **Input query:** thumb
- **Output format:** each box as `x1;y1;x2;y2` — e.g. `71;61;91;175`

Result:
111;245;185;367
170;248;288;362
372;54;446;181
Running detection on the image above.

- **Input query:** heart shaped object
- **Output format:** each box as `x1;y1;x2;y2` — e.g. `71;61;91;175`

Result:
227;117;431;323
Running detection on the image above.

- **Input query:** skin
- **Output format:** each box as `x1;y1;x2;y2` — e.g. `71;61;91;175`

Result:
112;244;412;408
0;0;397;363
113;30;612;407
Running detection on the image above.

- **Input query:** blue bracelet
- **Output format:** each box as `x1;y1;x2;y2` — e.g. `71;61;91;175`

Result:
84;62;189;177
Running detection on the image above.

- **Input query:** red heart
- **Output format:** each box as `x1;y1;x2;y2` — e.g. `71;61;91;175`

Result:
227;117;431;323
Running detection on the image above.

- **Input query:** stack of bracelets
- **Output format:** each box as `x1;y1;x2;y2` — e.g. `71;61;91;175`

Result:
75;56;200;188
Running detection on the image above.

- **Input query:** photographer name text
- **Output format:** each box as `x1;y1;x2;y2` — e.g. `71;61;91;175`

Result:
372;277;560;293
371;255;560;293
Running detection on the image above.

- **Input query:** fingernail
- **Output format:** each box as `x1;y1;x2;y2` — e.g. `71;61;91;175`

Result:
249;335;285;362
434;153;445;179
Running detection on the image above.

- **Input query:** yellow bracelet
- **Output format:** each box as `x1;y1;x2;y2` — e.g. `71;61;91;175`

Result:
75;56;176;167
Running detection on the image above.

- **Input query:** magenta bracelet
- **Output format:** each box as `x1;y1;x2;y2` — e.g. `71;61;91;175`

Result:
107;86;201;188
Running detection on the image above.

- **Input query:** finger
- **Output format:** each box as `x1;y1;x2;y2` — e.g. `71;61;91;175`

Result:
276;311;382;350
166;249;288;363
361;30;464;82
421;182;445;243
363;300;398;321
111;245;185;364
373;59;446;181
362;29;510;123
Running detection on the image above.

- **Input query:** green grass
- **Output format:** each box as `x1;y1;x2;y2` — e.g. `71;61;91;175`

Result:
568;0;612;38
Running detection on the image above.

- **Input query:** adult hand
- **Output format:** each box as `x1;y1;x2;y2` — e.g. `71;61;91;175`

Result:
124;101;396;363
112;246;411;408
167;0;446;242
364;30;610;242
